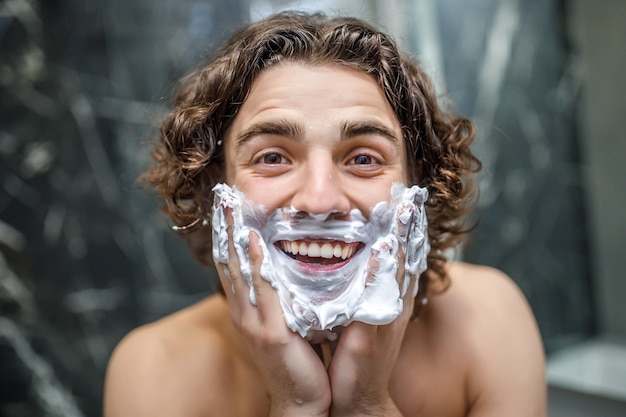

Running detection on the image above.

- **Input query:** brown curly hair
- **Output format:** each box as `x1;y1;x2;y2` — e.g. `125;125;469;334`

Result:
142;11;481;303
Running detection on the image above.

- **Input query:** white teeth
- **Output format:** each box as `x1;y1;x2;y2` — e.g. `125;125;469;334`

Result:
320;242;333;259
280;240;357;260
308;242;321;257
333;244;342;258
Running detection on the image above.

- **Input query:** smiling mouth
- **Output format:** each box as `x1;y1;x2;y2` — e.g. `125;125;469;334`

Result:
276;240;363;266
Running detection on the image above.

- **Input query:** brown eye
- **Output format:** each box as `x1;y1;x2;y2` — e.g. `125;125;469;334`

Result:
345;151;384;177
353;155;373;165
261;153;285;164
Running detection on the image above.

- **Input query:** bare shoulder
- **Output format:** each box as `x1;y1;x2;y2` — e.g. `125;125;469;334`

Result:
433;262;547;416
445;261;532;314
103;295;261;417
424;262;539;334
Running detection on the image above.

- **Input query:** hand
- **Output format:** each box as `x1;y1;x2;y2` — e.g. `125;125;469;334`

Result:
216;209;331;417
327;243;415;417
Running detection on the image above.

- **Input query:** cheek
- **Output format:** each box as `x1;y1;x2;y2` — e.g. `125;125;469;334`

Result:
235;178;286;209
349;179;399;208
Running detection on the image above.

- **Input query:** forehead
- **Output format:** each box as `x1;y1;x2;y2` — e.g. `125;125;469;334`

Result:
222;63;409;183
228;63;403;138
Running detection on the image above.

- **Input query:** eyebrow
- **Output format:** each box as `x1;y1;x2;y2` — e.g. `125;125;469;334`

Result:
234;118;400;151
234;119;303;152
339;120;400;143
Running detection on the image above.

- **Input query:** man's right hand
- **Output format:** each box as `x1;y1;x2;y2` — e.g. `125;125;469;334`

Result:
216;209;331;417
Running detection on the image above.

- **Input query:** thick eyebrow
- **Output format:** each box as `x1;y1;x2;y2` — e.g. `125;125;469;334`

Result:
234;119;303;152
234;119;399;152
340;120;400;143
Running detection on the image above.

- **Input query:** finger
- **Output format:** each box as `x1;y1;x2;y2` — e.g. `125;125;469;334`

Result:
366;237;398;285
378;263;417;341
369;237;408;301
400;274;417;320
216;206;256;323
248;231;285;325
223;206;251;301
365;248;380;287
213;207;247;322
216;262;245;325
395;239;407;291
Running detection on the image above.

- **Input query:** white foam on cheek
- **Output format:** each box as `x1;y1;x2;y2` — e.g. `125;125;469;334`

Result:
388;184;430;297
211;187;256;304
351;235;401;324
211;182;430;339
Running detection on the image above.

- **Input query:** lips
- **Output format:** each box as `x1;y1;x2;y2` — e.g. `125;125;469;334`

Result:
276;240;362;266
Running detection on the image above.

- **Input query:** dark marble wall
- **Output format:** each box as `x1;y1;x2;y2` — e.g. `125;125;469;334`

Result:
0;1;248;415
375;0;594;350
0;0;593;415
432;0;595;351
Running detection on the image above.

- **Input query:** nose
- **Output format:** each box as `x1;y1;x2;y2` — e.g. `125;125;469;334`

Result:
290;159;351;217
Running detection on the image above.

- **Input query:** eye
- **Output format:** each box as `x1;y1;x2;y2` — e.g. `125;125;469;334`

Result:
352;154;374;165
348;153;380;166
263;153;283;164
344;149;386;177
255;151;289;165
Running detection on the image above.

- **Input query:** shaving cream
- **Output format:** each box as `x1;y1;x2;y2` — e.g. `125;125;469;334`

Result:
212;183;430;340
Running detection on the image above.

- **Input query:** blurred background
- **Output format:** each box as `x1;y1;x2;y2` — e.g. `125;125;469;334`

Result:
0;0;624;416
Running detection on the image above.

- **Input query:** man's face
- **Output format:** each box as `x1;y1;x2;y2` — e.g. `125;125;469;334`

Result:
224;62;407;226
218;64;426;339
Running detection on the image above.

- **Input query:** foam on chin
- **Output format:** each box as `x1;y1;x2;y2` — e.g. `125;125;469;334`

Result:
211;183;430;340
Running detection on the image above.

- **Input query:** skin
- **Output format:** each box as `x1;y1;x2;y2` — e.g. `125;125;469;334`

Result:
104;64;547;417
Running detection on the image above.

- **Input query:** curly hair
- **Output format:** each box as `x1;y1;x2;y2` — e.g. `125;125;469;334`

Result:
142;11;481;304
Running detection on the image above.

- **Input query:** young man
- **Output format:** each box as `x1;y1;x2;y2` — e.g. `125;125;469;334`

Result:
104;12;546;417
